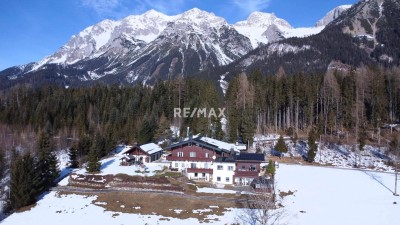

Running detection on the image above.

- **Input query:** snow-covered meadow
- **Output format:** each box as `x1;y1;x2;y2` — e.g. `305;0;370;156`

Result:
277;164;400;225
2;163;399;225
1;192;240;225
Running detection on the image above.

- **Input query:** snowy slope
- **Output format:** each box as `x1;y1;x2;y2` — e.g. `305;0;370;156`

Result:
315;5;352;27
2;164;399;225
234;12;292;48
276;164;400;225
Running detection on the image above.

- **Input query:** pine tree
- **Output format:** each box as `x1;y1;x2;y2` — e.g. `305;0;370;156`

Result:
153;114;172;143
0;148;5;180
266;160;276;178
8;154;37;210
68;142;79;168
35;132;59;192
307;129;318;162
92;132;106;158
358;125;367;151
275;135;288;153
86;148;101;173
138;116;158;144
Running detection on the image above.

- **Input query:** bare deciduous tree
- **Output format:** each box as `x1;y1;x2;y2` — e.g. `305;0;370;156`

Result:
237;181;286;225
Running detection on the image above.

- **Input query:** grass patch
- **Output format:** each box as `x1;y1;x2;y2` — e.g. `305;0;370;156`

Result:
279;190;296;198
94;192;239;222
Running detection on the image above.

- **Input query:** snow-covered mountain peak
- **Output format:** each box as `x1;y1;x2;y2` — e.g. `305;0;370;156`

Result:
142;9;166;18
316;5;352;27
236;12;292;29
177;8;227;26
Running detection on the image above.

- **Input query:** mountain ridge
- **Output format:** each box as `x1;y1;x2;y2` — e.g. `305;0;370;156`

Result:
3;2;393;90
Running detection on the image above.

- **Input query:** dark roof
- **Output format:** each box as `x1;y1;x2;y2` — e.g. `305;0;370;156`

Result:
237;153;264;162
214;156;237;163
163;137;227;153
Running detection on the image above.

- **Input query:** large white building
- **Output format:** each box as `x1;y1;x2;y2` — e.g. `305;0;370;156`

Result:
212;157;236;185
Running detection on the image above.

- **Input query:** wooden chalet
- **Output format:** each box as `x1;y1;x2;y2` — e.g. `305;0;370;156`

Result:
120;143;163;165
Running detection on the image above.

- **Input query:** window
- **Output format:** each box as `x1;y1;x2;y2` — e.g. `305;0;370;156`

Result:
228;166;234;171
250;165;256;171
226;177;230;182
217;165;223;170
191;163;197;168
174;162;178;168
178;152;183;157
190;152;196;157
205;153;209;158
241;165;246;170
194;173;198;177
202;173;206;177
217;177;221;182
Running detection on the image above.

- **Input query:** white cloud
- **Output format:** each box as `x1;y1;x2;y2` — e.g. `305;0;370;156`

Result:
81;0;187;18
139;0;186;15
81;0;122;15
232;0;271;14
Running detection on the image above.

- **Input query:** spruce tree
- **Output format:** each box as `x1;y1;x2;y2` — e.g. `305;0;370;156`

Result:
86;148;101;173
68;142;79;168
307;129;318;162
0;148;5;180
8;154;37;210
275;135;288;153
266;160;276;178
35;132;59;192
358;125;367;151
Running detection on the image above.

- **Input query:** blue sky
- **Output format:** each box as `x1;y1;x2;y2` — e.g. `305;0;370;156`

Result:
0;0;357;71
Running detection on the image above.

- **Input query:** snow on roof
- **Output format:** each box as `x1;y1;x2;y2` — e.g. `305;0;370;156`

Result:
140;143;163;155
117;145;133;155
200;137;240;152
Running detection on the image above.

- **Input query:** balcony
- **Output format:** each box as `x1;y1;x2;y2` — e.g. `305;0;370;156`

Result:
234;170;260;178
166;155;213;162
186;168;213;174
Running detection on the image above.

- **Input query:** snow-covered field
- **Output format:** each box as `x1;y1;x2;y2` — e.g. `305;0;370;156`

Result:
277;164;400;225
2;164;399;225
1;192;240;225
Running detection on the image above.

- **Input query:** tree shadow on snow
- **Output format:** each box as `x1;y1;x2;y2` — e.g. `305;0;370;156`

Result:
100;159;115;171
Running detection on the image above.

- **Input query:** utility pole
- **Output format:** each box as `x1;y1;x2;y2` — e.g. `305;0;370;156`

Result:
395;158;398;196
319;135;322;162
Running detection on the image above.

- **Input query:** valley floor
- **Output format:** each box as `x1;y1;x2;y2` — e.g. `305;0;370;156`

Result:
1;164;399;225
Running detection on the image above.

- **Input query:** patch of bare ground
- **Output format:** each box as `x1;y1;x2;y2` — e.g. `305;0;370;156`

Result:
15;203;37;213
94;192;241;222
279;190;296;198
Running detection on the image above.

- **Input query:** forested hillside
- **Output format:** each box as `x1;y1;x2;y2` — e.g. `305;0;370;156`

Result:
1;65;399;149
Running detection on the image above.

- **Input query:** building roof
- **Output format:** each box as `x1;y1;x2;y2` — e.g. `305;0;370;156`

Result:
164;136;243;153
199;137;240;152
214;156;237;163
117;145;134;155
237;153;264;162
140;143;163;155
